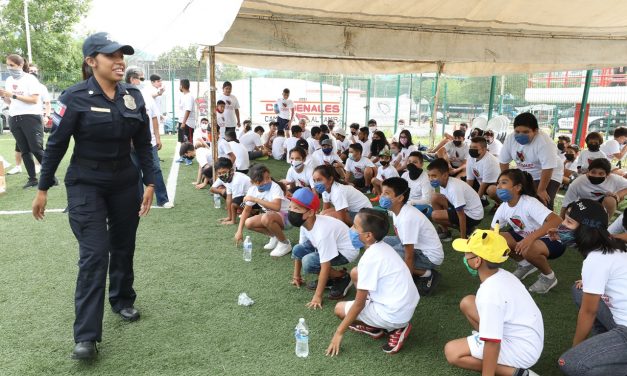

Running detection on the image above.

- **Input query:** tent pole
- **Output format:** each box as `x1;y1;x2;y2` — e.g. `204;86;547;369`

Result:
429;62;444;148
441;82;448;138
249;76;252;121
393;74;401;134
488;76;497;121
196;59;202;123
208;46;218;180
408;74;413;126
499;76;505;114
320;76;324;125
341;76;346;128
417;73;422;125
169;58;176;122
575;70;593;145
365;78;371;127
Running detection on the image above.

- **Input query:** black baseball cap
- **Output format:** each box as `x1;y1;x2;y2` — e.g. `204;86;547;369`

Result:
82;32;134;57
567;199;608;229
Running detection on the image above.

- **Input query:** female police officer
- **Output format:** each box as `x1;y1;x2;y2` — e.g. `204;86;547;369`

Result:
32;32;155;360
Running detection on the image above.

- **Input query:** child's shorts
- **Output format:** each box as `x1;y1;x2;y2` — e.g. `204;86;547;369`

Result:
508;231;566;260
446;204;481;236
353;177;366;188
232;196;245;206
344;300;406;332
466;332;538;370
277;117;289;131
278;210;293;229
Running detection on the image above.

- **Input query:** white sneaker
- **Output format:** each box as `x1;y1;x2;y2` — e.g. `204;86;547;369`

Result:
263;236;278;250
7;166;22;175
161;202;174;209
270;240;292;257
35;164;41;174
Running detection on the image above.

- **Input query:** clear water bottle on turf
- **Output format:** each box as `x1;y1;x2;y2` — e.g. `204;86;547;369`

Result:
213;194;221;209
243;236;252;262
295;318;309;358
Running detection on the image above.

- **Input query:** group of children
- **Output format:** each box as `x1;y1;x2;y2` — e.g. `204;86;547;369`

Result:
186;97;627;374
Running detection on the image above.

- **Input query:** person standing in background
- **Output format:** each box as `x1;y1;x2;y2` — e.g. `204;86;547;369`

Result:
177;78;195;143
218;81;240;137
276;88;294;138
149;74;166;134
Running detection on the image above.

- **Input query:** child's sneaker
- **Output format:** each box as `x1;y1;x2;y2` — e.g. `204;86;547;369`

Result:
184;158;193;166
382;323;412;354
416;270;441;296
437;228;452;242
512;368;539;376
328;273;353;300
512;263;538;280
263;236;278;250
306;278;336;291
369;195;380;202
269;240;292;257
528;274;558;294
349;324;385;339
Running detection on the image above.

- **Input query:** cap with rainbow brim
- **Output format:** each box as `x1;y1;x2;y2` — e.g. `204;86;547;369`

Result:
290;187;320;211
452;223;510;263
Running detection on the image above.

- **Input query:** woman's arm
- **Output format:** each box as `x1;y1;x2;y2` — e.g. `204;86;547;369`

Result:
572;292;601;346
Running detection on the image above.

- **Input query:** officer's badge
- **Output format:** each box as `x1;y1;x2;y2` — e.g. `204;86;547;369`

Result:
123;95;137;110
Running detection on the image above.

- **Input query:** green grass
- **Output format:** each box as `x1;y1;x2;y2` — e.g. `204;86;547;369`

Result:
0;133;584;375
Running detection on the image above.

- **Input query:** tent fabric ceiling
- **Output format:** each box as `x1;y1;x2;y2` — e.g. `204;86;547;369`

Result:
215;0;627;75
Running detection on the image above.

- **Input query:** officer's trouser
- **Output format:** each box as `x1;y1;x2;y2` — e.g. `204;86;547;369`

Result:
66;181;141;343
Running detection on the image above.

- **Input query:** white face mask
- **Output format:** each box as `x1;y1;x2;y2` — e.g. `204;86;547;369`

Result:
291;160;304;169
8;68;24;80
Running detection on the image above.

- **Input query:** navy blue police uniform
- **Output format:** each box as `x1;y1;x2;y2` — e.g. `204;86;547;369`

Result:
38;76;155;344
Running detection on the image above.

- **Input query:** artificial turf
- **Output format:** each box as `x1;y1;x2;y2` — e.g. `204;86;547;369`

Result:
0;134;586;375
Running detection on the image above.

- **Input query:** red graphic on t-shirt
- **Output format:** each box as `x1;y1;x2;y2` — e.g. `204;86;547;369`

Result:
298;179;307;187
510;216;525;230
516;151;525;162
282;101;287;108
381;174;386;180
12;84;18;90
473;168;480;178
455;151;459;158
592;191;604;197
355;167;363;174
588;159;593;165
226;100;231;105
393;226;399;237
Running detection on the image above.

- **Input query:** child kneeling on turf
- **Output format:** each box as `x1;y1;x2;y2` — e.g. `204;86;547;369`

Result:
234;164;292;257
380;177;444;296
444;224;544;376
326;208;419;356
288;188;359;306
212;157;252;225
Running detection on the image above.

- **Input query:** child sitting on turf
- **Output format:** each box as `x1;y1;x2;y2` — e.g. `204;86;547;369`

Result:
401;151;434;217
555;199;627;375
428;158;484;241
380;177;444;296
492;169;564;294
325;208;419;356
576;132;608;174
466;136;501;207
282;146;314;193
314;165;373;226
445;224;544;376
437;130;469;178
288;188;359;306
345;143;376;193
311;137;343;172
211;157;252;225
271;129;287;160
234;164;292;257
370;148;399;202
179;141;213;188
284;125;303;159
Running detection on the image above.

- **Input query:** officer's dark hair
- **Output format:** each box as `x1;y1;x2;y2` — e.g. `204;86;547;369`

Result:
82;58;94;80
150;74;161;82
471;136;488;148
427;158;449;174
215;157;233;171
217;100;226;106
356;208;389;242
7;54;29;73
254;126;264;133
359;127;369;136
349;143;363;154
225;130;238;142
179;142;194;156
124;67;142;84
381;177;410;205
408;151;424;162
223;81;232;88
180;79;190;90
453;130;465;138
310;126;321;137
588;158;611;174
514;112;539;130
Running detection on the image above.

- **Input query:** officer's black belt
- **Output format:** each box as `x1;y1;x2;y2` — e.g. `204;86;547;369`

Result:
72;156;132;171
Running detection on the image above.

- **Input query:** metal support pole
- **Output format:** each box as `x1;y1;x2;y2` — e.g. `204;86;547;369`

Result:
341;76;347;128
393;74;401;134
320;77;324;124
429;62;444;147
365;78;371;126
441;82;448;138
488;76;497;121
575;70;593;145
23;0;32;63
499;76;505;114
418;73;423;124
208;46;218;178
408;74;413;126
248;76;252;121
169;59;176;121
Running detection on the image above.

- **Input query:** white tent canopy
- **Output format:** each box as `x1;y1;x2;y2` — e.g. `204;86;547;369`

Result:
211;0;627;75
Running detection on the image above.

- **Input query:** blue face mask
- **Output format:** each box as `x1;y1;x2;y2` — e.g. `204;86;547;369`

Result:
514;133;530;145
496;188;513;202
349;229;365;249
557;224;577;246
430;179;440;188
314;182;326;194
258;182;272;192
463;257;479;277
322;148;333;155
348;153;355;161
379;195;393;210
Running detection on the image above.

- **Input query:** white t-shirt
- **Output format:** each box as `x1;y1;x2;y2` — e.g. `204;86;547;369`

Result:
217;138;233;158
245;181;289;212
5;74;42;116
444;142;469;168
312;149;342;168
499;131;562;182
475;269;544;366
487;138;503;156
178;92;196;128
228;141;250;171
562;174;627;207
337;138;351;153
609;214;626;235
193;127;210;145
441;177;484;220
285;164;314;188
276;98;294;120
284;137;300;156
575;150;609;172
491;195;553;238
240;131;263;152
322;182;373;212
357;241;420;324
582;250;627;327
306;137;320;155
299;215;359;263
399;145;418;163
601;139;622;160
401;170;433;206
393;205;444;265
466;152;500;184
272;136;286;160
376;165;399;181
345;157;375;179
39;84;50;106
195;147;212;168
213;171;251;198
218;93;239;127
140;88;161;146
357;140;372;158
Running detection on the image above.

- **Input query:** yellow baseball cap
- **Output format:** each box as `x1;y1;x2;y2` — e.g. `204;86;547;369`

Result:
452;223;510;263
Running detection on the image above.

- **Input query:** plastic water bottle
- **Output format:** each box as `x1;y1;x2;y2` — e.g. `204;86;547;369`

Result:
295;318;309;358
213;194;221;209
243;236;252;262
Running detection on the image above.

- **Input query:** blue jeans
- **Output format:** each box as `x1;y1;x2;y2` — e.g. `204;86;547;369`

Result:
382;236;437;270
413;204;433;219
151;146;169;205
291;240;350;274
558;284;627;375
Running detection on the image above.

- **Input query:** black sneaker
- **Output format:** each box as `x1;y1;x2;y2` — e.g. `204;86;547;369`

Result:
22;178;38;189
328;273;353;300
415;270;441;296
437;228;452;242
71;341;98;360
306;278;336;291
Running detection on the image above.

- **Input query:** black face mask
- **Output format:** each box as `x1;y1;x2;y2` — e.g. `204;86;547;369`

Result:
287;210;306;227
588;175;605;185
557;143;566;151
219;172;234;183
380;160;390;167
587;143;600;152
407;163;423;180
453;140;463;147
469;149;480;158
565;153;575;162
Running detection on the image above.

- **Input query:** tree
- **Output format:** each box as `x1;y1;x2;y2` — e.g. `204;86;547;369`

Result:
0;0;91;90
